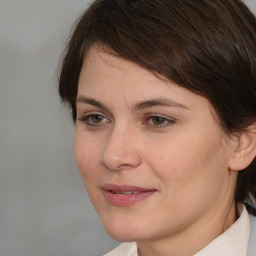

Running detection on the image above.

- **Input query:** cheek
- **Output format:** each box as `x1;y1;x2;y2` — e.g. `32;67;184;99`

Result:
146;132;228;197
74;132;100;180
74;133;104;209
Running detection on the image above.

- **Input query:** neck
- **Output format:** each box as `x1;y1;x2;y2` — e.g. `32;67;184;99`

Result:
137;201;237;256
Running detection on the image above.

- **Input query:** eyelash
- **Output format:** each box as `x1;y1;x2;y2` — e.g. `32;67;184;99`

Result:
77;113;176;129
144;114;176;129
78;113;110;127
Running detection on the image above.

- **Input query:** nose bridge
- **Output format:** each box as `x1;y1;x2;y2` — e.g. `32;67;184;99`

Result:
100;122;142;171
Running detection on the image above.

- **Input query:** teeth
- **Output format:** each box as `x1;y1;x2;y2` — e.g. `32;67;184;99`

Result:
112;191;139;195
123;191;133;195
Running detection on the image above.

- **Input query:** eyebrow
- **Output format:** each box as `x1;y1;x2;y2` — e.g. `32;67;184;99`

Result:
132;98;189;111
76;96;111;113
76;96;189;111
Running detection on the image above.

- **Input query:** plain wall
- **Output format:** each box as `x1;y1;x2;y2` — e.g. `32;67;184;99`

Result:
0;0;255;255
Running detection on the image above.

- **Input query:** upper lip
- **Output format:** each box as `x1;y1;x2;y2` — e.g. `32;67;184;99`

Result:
102;184;157;192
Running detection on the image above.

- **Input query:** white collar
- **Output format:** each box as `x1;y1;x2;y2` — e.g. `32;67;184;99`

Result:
194;203;250;256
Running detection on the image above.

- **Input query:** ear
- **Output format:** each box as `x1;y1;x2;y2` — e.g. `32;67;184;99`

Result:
228;123;256;171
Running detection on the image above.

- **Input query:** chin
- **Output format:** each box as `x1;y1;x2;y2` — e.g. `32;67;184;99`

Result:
108;232;137;242
100;216;146;242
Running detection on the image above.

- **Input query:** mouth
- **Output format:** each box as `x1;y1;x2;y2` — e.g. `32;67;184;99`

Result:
110;191;140;195
102;184;157;206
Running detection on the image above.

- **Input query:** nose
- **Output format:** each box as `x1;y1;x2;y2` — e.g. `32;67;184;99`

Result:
100;125;142;171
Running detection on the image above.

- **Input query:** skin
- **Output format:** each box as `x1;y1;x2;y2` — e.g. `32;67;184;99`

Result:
74;46;240;256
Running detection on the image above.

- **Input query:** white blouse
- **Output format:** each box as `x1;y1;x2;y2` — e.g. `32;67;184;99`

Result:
103;204;250;256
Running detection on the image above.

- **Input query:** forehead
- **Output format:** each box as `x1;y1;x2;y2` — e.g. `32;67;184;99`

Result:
79;46;205;107
79;45;178;97
81;46;154;81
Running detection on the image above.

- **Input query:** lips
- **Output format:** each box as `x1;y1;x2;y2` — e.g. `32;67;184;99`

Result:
102;184;157;206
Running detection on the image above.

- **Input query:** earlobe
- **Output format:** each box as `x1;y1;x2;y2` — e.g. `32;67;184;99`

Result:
228;124;256;171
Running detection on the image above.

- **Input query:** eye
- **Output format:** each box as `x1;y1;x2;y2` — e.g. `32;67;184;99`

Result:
145;114;175;129
89;114;106;123
78;113;110;127
150;116;168;125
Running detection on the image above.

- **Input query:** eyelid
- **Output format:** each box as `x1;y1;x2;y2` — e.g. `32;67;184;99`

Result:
144;113;176;128
77;110;110;119
145;113;176;121
77;111;111;126
76;103;113;120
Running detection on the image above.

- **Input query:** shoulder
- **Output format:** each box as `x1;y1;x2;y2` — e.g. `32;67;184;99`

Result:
248;214;256;256
103;242;137;256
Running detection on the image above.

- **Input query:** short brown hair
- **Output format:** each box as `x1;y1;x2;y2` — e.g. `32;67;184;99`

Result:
59;0;256;210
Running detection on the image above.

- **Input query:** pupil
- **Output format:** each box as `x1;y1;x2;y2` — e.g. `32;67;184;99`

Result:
152;116;164;125
92;115;103;123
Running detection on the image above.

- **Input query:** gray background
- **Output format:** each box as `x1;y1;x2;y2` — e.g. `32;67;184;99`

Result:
0;1;255;256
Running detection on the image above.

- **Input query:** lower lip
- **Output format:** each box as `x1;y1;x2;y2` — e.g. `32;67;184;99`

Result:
103;190;156;206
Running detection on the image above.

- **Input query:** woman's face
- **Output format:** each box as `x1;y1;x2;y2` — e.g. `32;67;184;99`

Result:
75;46;238;242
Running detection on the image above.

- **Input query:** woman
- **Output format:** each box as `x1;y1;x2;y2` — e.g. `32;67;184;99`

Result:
58;0;256;255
